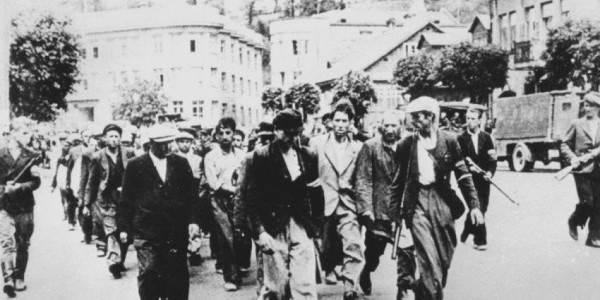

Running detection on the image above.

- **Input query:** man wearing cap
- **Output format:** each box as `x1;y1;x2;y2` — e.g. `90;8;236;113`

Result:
390;96;483;300
51;134;75;227
562;91;600;246
204;117;245;291
310;102;365;300
458;108;497;251
245;109;320;299
356;112;415;299
0;117;41;296
233;130;245;151
118;125;201;300
175;130;204;265
85;124;135;278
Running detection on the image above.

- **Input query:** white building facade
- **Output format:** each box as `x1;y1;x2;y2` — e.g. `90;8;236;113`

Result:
69;4;265;129
490;0;600;96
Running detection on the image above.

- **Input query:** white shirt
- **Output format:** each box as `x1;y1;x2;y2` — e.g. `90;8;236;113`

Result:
282;148;301;181
106;149;118;163
417;134;436;185
177;150;202;179
149;151;167;182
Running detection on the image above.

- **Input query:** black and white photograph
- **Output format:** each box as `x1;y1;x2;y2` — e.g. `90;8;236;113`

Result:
1;0;600;299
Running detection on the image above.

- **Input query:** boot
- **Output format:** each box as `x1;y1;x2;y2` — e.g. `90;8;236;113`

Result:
359;270;372;295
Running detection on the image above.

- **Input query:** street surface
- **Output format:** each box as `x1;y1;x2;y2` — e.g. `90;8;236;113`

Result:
12;162;600;300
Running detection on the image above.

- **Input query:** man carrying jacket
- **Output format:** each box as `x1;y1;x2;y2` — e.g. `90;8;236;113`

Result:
246;109;320;299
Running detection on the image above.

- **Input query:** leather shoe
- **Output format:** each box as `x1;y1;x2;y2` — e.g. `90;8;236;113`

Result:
568;218;578;241
3;285;15;298
585;239;600;248
109;264;122;279
359;270;372;295
343;291;359;300
460;230;469;243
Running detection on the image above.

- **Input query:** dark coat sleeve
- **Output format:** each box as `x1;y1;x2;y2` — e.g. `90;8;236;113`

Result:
78;154;91;201
85;154;101;207
180;158;201;227
449;135;480;210
355;143;373;215
118;159;137;235
561;120;578;164
389;137;411;223
245;150;266;239
482;133;497;175
233;155;252;232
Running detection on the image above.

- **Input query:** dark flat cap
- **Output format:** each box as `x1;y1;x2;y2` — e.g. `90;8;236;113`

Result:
273;109;303;131
256;122;274;136
103;124;123;136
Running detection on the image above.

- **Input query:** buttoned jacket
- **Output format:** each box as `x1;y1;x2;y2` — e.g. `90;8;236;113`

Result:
561;118;600;174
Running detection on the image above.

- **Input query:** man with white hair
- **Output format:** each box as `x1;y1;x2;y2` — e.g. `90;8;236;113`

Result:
391;96;484;300
356;112;415;299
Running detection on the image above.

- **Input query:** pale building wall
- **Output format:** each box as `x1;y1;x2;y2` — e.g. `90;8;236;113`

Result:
0;7;9;132
68;6;264;129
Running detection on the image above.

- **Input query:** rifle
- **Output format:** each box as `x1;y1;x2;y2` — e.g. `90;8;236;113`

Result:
554;166;574;182
0;154;41;198
466;157;520;206
391;224;401;260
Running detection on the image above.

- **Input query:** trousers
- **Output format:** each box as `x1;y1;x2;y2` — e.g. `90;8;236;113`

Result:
210;193;240;284
134;239;189;300
0;210;33;284
323;202;365;293
259;217;317;300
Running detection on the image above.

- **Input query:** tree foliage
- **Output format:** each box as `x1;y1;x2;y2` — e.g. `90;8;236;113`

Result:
331;71;377;124
9;13;82;122
285;83;321;119
437;43;509;104
261;87;285;112
393;53;438;98
542;19;600;91
112;80;168;127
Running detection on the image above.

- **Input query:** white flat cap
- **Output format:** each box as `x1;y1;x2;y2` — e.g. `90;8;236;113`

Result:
406;96;440;116
147;125;177;143
176;131;194;140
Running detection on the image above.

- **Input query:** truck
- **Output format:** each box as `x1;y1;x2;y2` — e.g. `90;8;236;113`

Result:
492;90;582;172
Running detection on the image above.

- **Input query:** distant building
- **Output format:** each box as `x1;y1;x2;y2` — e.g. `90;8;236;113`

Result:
469;14;491;46
417;31;470;53
68;4;265;128
489;0;600;96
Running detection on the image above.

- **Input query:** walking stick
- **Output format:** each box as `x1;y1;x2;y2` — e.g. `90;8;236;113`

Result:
391;224;401;260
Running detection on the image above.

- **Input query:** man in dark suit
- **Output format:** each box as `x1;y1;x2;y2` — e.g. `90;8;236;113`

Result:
85;124;135;278
356;112;415;298
245;109;320;300
561;92;600;246
0;117;41;297
458;108;497;250
118;125;201;300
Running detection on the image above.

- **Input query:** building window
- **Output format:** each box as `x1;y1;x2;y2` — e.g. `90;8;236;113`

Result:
240;106;245;125
280;72;285;86
247;79;251;95
232;104;236;119
154;39;163;54
211;68;218;87
292;40;298;55
83;79;88;90
192;100;204;118
190;40;196;52
525;6;533;40
304;40;309;54
254;53;259;70
82;48;87;59
509;11;516;46
231;75;236;93
231;44;235;62
293;71;301;81
159;74;164;86
541;1;554;31
222;103;228;116
240;77;244;94
93;47;98;58
239;47;243;65
411;45;415;54
405;44;409;56
211;100;218;117
221;72;227;91
246;50;250;67
172;101;184;114
255;82;258;95
220;40;226;53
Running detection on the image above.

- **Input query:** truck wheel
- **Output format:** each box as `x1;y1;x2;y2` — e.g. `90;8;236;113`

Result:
511;145;534;172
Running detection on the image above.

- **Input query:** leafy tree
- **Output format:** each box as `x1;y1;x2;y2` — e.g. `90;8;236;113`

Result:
285;83;321;120
393;53;439;98
283;0;342;17
331;71;377;125
112;80;168;127
9;13;82;122
437;43;508;104
542;19;600;91
261;87;285;112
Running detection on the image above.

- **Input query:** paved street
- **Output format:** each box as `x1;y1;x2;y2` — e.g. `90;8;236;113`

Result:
11;162;600;300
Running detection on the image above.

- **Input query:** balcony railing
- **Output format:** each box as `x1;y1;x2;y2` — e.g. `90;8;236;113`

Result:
514;41;532;64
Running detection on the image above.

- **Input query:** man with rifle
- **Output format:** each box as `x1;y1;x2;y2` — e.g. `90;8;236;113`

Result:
0;117;41;298
458;107;497;251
